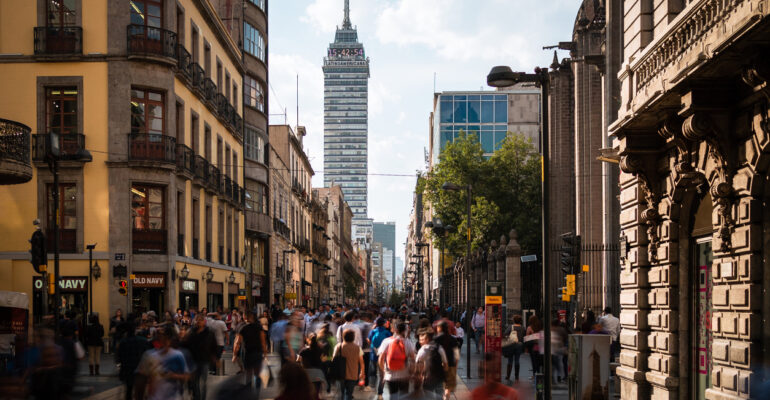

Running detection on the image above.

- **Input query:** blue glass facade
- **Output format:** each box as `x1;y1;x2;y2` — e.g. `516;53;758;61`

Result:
436;93;509;155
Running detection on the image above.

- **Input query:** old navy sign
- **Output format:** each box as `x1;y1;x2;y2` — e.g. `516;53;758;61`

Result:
133;273;166;288
33;276;87;292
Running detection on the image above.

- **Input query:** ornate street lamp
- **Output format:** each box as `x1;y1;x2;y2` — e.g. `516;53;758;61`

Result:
204;267;214;282
179;264;190;279
227;271;236;284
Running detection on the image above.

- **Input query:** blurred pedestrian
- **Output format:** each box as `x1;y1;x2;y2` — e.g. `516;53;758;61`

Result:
378;322;415;399
109;308;124;353
117;321;152;400
275;361;315;400
135;325;189;400
470;353;519;400
415;327;447;399
85;313;105;376
207;312;228;375
183;314;217;400
503;315;525;382
233;311;267;393
471;307;485;354
333;329;365;400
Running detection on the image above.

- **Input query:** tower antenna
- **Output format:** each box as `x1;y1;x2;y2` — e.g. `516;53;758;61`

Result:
343;0;351;29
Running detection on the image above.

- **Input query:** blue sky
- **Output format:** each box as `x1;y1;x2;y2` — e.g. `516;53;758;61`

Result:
268;0;577;265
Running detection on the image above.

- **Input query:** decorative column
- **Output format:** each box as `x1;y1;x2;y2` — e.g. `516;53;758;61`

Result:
496;235;507;285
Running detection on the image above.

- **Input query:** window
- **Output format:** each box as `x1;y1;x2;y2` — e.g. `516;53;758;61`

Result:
244;76;264;112
47;183;77;252
204;42;211;77
217;61;222;91
130;0;162;28
225;73;231;101
131;185;164;230
243;22;265;61
131;88;164;134
232;83;238;108
46;87;78;134
245;184;266;213
191;113;199;153
191;26;199;62
48;0;76;27
248;0;265;12
244;127;265;163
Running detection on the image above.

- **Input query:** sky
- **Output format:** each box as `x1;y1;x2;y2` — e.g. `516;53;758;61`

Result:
268;0;577;268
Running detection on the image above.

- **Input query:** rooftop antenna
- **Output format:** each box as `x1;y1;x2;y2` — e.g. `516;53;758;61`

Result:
343;0;351;29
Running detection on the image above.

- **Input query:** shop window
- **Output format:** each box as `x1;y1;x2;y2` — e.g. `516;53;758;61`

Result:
46;183;77;253
131;184;166;253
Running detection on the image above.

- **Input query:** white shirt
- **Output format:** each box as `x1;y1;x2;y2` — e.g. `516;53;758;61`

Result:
207;318;228;346
599;313;620;340
336;322;363;348
454;326;465;339
377;336;416;382
416;343;447;369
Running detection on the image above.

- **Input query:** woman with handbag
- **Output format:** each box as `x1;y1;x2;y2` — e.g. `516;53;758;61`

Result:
524;315;544;376
502;315;525;381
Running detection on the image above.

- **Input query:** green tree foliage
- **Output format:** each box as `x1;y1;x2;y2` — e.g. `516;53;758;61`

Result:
421;131;541;255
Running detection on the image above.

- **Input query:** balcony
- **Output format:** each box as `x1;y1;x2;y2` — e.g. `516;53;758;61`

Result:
176;45;193;82
128;133;176;164
175;143;194;176
191;63;205;93
34;26;82;55
32;133;88;162
193;155;209;182
132;229;167;254
0;118;32;185
203;78;217;104
209;165;221;193
273;217;291;239
127;24;177;62
245;210;271;235
223;175;233;199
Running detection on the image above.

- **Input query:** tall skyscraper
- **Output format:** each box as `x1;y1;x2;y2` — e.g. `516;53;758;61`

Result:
374;221;396;284
323;0;370;227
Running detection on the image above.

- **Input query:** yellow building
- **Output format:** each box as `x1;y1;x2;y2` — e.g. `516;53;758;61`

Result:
0;0;246;332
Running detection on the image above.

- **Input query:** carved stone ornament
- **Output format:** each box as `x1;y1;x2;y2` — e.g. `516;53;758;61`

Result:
620;153;662;263
682;112;735;253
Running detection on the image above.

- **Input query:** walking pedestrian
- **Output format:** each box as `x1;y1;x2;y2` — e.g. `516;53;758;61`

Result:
415;327;447;399
470;353;520;400
135;325;189;400
183;314;217;400
333;329;365;400
525;315;543;375
109;308;124;353
377;322;415;400
207;312;228;375
471;307;485;354
599;307;620;361
335;311;363;348
433;320;459;398
117;321;152;400
368;317;392;399
233;311;267;393
84;314;105;376
503;315;525;382
275;361;316;400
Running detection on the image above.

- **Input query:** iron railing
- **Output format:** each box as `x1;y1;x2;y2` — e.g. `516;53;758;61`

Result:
203;78;217;104
194;155;209;182
176;45;193;82
223;175;233;199
127;24;177;59
32;133;87;161
0;119;31;165
191;63;206;93
175;143;194;174
34;26;82;55
209;165;221;192
128;133;176;163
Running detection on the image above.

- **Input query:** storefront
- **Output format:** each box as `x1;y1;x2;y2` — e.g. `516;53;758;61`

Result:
179;279;198;312
206;281;223;311
227;282;239;310
132;272;166;314
32;276;87;324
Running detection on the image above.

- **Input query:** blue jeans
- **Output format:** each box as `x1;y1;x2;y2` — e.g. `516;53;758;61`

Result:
341;379;357;400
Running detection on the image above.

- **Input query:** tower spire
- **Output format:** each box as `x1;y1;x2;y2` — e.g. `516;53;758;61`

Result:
343;0;351;29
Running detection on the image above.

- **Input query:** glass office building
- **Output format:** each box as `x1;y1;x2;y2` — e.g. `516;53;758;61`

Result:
431;88;541;164
323;1;370;221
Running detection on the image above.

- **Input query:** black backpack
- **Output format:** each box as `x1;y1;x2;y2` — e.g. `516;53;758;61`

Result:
422;344;446;388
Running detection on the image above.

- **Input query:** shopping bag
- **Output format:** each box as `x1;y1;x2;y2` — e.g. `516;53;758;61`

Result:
74;340;86;359
259;363;272;388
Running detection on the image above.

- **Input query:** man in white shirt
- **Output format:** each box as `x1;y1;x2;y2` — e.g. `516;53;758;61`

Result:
207;312;228;375
336;311;363;348
599;307;620;361
471;307;486;354
378;322;416;399
415;327;448;398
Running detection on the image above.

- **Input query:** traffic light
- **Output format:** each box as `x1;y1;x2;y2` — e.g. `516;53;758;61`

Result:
559;233;581;274
118;280;128;296
29;230;47;274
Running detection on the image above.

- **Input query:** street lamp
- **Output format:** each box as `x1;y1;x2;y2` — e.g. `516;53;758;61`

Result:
441;181;472;379
227;271;236;284
179;264;190;279
204;267;214;282
86;244;98;323
487;65;552;398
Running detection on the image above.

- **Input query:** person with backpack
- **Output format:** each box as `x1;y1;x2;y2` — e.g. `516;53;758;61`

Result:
502;315;526;381
368;317;392;399
433;320;459;398
377;322;415;400
415;327;447;399
332;329;365;400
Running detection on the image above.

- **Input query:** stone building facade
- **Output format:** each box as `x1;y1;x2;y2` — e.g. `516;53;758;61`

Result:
610;0;770;398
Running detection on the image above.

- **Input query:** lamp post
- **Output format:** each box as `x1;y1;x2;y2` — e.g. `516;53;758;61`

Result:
87;244;100;323
440;181;472;378
424;220;455;309
487;65;551;398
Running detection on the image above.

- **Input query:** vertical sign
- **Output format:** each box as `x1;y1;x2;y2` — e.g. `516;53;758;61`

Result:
485;280;504;382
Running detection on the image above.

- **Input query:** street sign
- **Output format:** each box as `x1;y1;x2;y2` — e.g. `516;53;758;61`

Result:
129;274;136;280
485;280;504;382
286;292;297;300
582;264;589;272
237;295;247;300
521;254;537;263
114;253;125;261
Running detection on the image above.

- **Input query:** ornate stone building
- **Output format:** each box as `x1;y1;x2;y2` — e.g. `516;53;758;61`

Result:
611;0;770;398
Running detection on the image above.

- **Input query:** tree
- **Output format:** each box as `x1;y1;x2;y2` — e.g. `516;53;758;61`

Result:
421;131;541;256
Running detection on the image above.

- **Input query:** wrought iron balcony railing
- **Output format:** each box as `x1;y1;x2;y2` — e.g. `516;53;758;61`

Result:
34;26;83;55
194;154;209;182
127;24;177;60
128;133;176;163
175;143;194;174
32;133;88;162
176;45;193;82
223;175;233;199
0;118;32;185
203;78;217;104
191;63;206;93
209;165;221;192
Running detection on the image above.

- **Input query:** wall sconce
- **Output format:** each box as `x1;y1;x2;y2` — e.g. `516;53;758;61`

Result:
90;261;101;280
227;271;236;283
204;267;214;282
180;264;190;279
